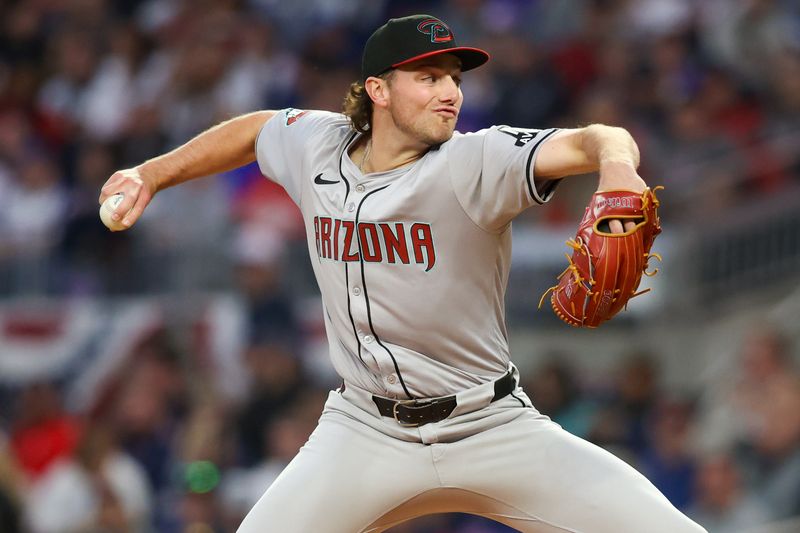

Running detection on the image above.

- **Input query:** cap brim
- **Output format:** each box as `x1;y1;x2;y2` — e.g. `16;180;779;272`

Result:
391;46;490;72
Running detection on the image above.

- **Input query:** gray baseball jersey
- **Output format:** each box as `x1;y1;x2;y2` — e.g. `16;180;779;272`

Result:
255;108;559;399
244;108;706;533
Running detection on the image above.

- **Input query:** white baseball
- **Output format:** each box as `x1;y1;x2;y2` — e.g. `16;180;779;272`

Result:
99;193;127;231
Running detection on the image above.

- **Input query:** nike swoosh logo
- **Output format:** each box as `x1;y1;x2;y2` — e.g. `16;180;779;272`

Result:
314;173;339;185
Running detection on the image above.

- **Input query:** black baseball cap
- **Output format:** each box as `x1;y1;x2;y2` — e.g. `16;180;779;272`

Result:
361;14;490;81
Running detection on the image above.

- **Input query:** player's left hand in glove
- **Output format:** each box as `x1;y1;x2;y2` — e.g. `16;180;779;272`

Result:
539;186;663;328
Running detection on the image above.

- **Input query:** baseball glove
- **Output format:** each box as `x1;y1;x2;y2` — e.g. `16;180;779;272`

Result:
539;187;663;328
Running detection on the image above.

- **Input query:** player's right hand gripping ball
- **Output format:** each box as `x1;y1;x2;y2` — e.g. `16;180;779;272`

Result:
99;192;126;231
540;187;663;328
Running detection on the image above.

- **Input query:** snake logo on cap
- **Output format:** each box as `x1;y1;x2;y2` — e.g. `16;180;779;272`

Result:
417;18;453;43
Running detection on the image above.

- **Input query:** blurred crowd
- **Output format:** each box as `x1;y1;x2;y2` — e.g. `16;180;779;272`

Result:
0;0;799;296
1;0;800;532
0;319;797;532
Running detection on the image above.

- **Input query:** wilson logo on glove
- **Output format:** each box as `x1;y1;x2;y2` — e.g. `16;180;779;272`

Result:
539;187;663;328
596;197;634;209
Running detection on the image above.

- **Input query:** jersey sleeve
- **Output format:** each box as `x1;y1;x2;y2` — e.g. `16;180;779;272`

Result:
254;108;342;205
447;125;562;232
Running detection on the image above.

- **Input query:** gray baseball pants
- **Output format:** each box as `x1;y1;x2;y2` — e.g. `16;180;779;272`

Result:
238;368;706;532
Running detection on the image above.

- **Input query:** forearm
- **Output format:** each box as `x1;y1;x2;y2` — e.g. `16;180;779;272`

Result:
534;125;643;188
579;125;645;190
139;110;275;191
579;124;640;170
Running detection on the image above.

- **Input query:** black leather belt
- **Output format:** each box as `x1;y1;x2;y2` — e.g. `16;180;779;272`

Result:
372;369;516;427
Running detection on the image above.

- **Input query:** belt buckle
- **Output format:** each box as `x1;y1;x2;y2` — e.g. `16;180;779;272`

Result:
392;399;428;427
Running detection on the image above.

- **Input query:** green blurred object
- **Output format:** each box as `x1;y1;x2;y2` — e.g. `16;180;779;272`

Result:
185;460;220;494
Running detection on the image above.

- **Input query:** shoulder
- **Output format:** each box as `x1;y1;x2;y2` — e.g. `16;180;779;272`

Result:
273;108;349;130
439;129;488;157
266;109;353;144
445;128;490;144
435;130;487;186
440;126;522;164
442;125;542;150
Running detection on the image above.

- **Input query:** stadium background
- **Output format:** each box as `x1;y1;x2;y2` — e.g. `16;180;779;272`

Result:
0;0;799;531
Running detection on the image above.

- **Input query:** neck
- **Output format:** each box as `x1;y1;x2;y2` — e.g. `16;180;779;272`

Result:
358;117;429;174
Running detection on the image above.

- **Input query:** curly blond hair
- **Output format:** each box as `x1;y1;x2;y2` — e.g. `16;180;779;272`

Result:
342;71;394;133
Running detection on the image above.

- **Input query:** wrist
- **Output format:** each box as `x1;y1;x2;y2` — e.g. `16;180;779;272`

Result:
598;160;646;192
136;159;170;194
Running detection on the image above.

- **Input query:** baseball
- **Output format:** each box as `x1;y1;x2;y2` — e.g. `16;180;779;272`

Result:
99;193;127;231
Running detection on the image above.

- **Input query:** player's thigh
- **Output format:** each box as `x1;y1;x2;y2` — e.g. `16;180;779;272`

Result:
237;401;439;533
440;412;706;533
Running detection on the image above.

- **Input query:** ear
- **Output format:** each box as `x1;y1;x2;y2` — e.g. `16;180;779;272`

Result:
365;76;390;110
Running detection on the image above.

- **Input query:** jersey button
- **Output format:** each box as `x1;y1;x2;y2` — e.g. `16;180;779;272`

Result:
355;184;365;193
387;374;397;384
352;287;361;296
363;335;374;344
346;202;355;212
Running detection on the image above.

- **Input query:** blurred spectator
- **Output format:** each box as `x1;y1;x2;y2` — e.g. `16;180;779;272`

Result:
232;222;299;344
108;333;186;493
253;0;385;47
179;489;225;533
688;452;771;533
58;141;137;295
767;48;800;120
695;326;795;454
489;35;566;128
215;19;299;116
3;156;66;251
757;48;800;192
524;357;597;438
24;422;152;533
157;17;232;147
0;432;22;533
699;0;800;87
9;383;79;481
647;31;703;112
138;173;233;292
639;397;697;510
697;69;763;144
236;341;305;466
735;373;800;520
654;101;743;218
0;154;66;294
521;0;592;48
693;325;800;525
97;330;192;530
36;27;99;138
221;399;318;528
78;21;154;142
623;0;693;38
589;351;660;457
171;400;229;533
228;166;305;246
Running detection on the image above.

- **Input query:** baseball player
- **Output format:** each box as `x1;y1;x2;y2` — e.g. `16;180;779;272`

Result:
100;14;706;533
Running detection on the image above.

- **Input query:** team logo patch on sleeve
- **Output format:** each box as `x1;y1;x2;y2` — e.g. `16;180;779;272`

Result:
497;126;540;147
284;108;307;126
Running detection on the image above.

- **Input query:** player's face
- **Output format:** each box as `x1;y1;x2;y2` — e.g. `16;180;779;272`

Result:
386;54;463;146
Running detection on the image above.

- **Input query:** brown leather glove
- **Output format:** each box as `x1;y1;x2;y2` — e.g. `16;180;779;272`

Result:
540;187;663;327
